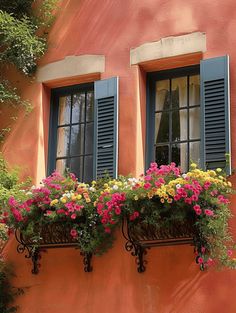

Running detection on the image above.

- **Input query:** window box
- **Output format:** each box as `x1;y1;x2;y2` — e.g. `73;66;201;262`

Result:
15;221;92;274
122;205;204;273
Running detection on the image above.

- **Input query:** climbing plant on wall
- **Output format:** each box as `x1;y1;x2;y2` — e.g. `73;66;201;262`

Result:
0;0;60;141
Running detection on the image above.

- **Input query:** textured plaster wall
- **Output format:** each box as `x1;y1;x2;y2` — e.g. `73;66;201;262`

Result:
2;0;236;312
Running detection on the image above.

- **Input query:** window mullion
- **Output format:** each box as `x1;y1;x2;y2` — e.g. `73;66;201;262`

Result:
187;75;190;170
169;79;172;164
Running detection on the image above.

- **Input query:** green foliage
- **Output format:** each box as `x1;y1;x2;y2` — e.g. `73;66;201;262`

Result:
0;10;46;75
0;0;59;141
0;260;23;313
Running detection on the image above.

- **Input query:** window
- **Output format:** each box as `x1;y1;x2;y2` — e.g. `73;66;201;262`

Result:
148;66;200;172
48;77;119;181
49;83;94;182
146;56;231;174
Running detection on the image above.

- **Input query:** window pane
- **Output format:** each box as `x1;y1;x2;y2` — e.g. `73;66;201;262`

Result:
84;156;93;182
173;109;187;141
172;143;188;172
156;80;170;110
189;107;200;139
155;112;169;143
70;157;83;182
85;123;94;154
172;77;187;108
72;93;85;123
70;125;84;156
190;141;200;167
57;127;70;157
56;159;70;175
189;75;200;107
86;91;94;122
155;145;169;165
58;96;71;125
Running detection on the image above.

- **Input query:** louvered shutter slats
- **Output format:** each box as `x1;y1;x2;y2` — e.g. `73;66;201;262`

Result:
94;77;118;179
200;56;231;174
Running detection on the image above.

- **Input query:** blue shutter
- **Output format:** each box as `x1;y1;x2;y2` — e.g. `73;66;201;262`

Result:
200;56;231;174
94;77;119;179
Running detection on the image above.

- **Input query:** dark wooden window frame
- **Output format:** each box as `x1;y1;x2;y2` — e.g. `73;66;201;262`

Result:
48;82;94;180
146;65;200;170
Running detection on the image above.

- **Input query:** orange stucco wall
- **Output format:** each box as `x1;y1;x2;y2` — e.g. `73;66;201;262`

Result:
2;0;236;312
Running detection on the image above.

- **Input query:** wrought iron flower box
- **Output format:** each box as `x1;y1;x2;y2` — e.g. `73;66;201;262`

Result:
15;223;92;274
122;213;204;273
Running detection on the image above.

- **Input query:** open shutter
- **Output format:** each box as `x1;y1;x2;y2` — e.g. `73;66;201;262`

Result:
200;56;231;174
94;77;118;179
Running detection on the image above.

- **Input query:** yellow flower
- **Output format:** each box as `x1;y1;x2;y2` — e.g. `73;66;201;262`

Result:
104;183;109;188
93;201;97;207
86;198;91;203
76;195;82;200
216;168;222;173
50;199;58;206
228;181;232;187
61;198;67;204
92;180;97;185
71;195;76;201
190;163;197;169
134;195;139;201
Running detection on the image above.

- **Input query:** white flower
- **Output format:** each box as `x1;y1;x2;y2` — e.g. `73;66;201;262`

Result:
112;185;119;190
25;191;32;195
89;187;96;192
182;174;187;179
176;184;181;189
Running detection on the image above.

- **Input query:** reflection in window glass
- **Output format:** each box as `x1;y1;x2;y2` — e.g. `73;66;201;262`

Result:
54;85;94;182
154;72;200;171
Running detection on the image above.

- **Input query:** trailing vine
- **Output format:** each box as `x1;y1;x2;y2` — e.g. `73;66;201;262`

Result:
0;0;60;142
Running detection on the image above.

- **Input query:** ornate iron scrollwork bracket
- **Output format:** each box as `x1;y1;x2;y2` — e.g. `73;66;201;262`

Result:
122;218;147;273
15;228;93;274
122;216;205;273
15;229;40;274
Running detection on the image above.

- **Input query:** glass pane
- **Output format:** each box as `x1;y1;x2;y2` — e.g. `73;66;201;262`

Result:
189;107;200;139
57;127;70;157
58;96;71;125
85;123;94;154
84;156;93;182
70;157;83;182
56;159;70;175
156;80;170;110
172;109;187;141
70;125;84;156
155;112;169;143
72;93;85;123
190;141;200;167
155;145;169;165
172;143;188;172
172;77;187;108
189;75;200;107
86;91;94;122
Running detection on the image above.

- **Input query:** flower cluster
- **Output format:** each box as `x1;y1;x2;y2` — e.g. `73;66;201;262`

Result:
0;163;235;268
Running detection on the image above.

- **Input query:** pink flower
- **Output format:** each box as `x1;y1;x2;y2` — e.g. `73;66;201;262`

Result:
207;258;214;266
144;175;152;181
197;257;204;264
144;182;151;189
104;227;111;233
205;209;214;216
71;213;77;219
227;249;233;257
115;207;121;215
193;205;202;215
70;229;78;238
